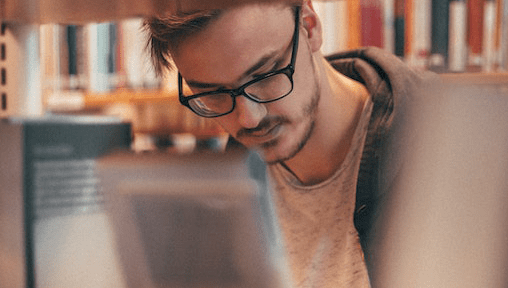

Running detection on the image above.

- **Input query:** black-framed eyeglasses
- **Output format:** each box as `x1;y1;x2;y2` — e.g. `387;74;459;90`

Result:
178;6;301;118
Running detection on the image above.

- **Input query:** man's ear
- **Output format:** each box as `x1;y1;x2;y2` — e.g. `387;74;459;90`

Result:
301;0;323;53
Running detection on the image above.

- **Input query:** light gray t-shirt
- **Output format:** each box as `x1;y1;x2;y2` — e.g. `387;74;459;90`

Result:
268;97;373;288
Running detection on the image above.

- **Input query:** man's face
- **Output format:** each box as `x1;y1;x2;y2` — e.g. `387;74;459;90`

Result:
172;4;321;164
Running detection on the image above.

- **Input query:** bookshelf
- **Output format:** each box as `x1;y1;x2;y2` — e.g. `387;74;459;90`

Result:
2;0;508;134
441;71;508;84
0;2;507;287
32;0;508;140
314;0;508;73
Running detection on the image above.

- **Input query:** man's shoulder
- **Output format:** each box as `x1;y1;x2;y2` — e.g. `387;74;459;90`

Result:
326;47;439;135
326;47;438;89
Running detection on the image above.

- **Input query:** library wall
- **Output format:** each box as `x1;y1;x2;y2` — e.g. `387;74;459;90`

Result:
37;19;225;152
314;0;508;73
3;0;508;149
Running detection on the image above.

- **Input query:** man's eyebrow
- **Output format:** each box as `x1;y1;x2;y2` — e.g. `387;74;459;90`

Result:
185;80;223;89
185;50;279;89
241;52;278;79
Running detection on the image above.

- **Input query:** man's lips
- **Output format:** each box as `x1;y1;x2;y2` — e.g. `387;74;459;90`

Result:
239;124;280;141
248;123;279;137
236;118;285;143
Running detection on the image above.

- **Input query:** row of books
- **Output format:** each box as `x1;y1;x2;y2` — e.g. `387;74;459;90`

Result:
38;0;507;102
39;20;227;137
314;0;508;73
40;19;161;94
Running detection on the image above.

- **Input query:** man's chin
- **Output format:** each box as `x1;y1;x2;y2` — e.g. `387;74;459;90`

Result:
256;140;296;165
236;132;303;164
257;124;313;165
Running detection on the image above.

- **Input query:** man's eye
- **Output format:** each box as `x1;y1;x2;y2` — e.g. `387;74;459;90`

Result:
193;87;224;94
194;89;212;94
252;61;282;79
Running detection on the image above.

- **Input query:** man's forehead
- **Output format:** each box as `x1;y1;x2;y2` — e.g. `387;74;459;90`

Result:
221;3;291;20
174;0;298;15
197;3;292;42
173;4;295;84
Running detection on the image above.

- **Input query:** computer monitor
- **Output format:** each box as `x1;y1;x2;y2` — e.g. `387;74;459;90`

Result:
370;80;508;287
98;149;293;288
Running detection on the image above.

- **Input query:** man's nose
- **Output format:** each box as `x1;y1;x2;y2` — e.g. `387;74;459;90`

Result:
235;96;267;129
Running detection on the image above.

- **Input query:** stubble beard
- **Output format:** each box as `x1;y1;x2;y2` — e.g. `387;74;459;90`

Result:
236;51;322;165
263;82;320;165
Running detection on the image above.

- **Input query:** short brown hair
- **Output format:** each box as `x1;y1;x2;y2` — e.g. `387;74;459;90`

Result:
143;1;302;76
143;10;223;75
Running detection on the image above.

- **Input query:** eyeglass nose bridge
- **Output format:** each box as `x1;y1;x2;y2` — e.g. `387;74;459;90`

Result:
230;89;244;97
230;88;259;103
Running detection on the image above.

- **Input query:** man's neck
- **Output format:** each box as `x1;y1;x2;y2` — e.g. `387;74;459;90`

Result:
281;58;369;185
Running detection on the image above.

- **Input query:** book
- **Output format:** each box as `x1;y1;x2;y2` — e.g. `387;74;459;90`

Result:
0;23;43;118
360;0;384;48
87;23;117;92
383;0;395;54
394;0;406;57
501;0;508;70
482;0;497;71
467;0;484;68
348;0;363;49
448;0;468;72
313;1;348;55
408;0;432;69
0;116;131;288
404;0;413;59
494;0;503;67
39;24;59;95
65;25;88;89
429;0;450;71
118;19;160;89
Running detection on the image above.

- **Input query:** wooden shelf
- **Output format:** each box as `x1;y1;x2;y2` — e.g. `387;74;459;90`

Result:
441;72;508;85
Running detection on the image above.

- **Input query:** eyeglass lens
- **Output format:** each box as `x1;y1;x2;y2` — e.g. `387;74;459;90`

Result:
188;72;292;116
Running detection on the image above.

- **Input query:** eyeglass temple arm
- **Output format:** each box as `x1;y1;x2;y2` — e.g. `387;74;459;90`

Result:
289;6;301;68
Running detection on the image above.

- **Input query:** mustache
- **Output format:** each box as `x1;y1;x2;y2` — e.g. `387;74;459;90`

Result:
236;116;289;138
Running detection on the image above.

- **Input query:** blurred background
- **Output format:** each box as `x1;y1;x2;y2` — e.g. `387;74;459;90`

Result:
2;0;508;152
1;0;508;288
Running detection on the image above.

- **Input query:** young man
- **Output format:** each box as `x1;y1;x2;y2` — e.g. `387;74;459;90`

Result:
144;1;435;286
